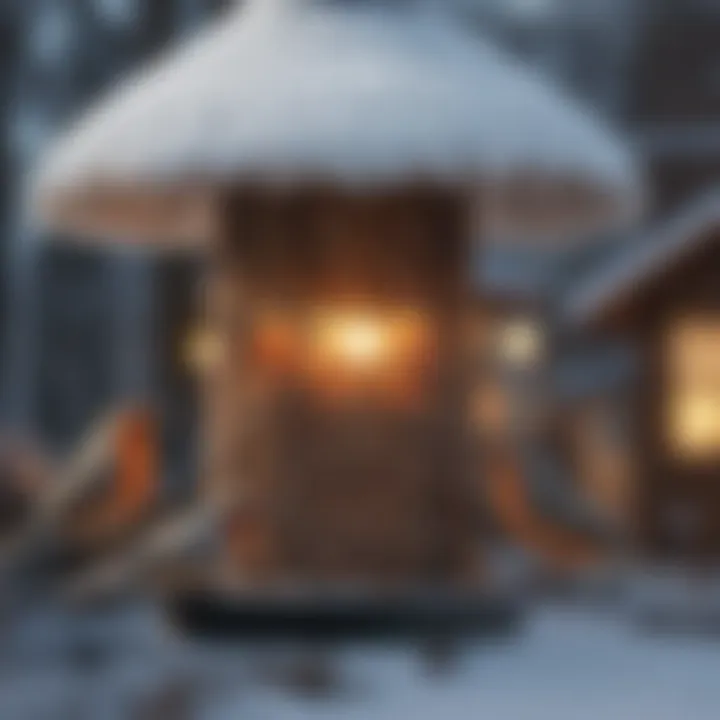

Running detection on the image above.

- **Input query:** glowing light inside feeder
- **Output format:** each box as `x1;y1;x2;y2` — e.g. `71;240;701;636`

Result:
186;306;434;406
302;309;433;404
319;315;388;369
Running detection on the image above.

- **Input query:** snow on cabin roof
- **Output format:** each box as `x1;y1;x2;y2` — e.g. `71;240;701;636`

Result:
33;0;640;243
564;187;720;328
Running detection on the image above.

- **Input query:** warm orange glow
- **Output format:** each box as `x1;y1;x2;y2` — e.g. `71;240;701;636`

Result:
312;314;391;369
186;307;433;405
253;313;298;373
304;308;433;405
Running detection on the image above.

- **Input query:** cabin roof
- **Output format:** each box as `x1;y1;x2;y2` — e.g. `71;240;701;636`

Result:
563;187;720;329
34;0;639;244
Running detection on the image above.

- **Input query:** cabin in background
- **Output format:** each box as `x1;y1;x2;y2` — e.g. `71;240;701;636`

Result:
566;190;720;562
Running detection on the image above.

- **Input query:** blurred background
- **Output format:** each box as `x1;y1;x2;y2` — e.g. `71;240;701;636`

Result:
0;1;719;718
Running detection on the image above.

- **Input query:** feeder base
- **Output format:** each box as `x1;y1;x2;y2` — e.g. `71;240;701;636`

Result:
165;589;523;642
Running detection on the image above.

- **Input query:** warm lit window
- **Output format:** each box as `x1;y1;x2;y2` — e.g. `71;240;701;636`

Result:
667;320;720;458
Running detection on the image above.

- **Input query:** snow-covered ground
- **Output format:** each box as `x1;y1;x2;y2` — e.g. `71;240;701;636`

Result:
0;602;718;719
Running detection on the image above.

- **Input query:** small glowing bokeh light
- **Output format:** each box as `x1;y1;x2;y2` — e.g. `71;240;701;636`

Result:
498;318;545;369
183;324;225;374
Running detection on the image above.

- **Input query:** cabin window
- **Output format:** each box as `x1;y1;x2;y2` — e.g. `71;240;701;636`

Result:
667;320;720;459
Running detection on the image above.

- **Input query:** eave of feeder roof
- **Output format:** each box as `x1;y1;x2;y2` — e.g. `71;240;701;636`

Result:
34;0;639;229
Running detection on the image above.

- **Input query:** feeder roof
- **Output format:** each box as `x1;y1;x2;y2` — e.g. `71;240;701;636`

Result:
34;0;641;247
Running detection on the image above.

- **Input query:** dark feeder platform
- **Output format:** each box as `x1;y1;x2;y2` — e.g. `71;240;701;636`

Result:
166;590;522;642
34;0;638;640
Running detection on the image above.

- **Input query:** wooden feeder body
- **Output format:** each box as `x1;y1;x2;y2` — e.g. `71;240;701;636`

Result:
202;187;479;589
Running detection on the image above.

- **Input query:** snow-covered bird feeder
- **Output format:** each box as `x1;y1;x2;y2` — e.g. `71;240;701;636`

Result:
32;0;641;626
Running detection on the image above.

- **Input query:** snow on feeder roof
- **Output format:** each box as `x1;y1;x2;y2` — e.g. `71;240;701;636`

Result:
33;0;641;247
